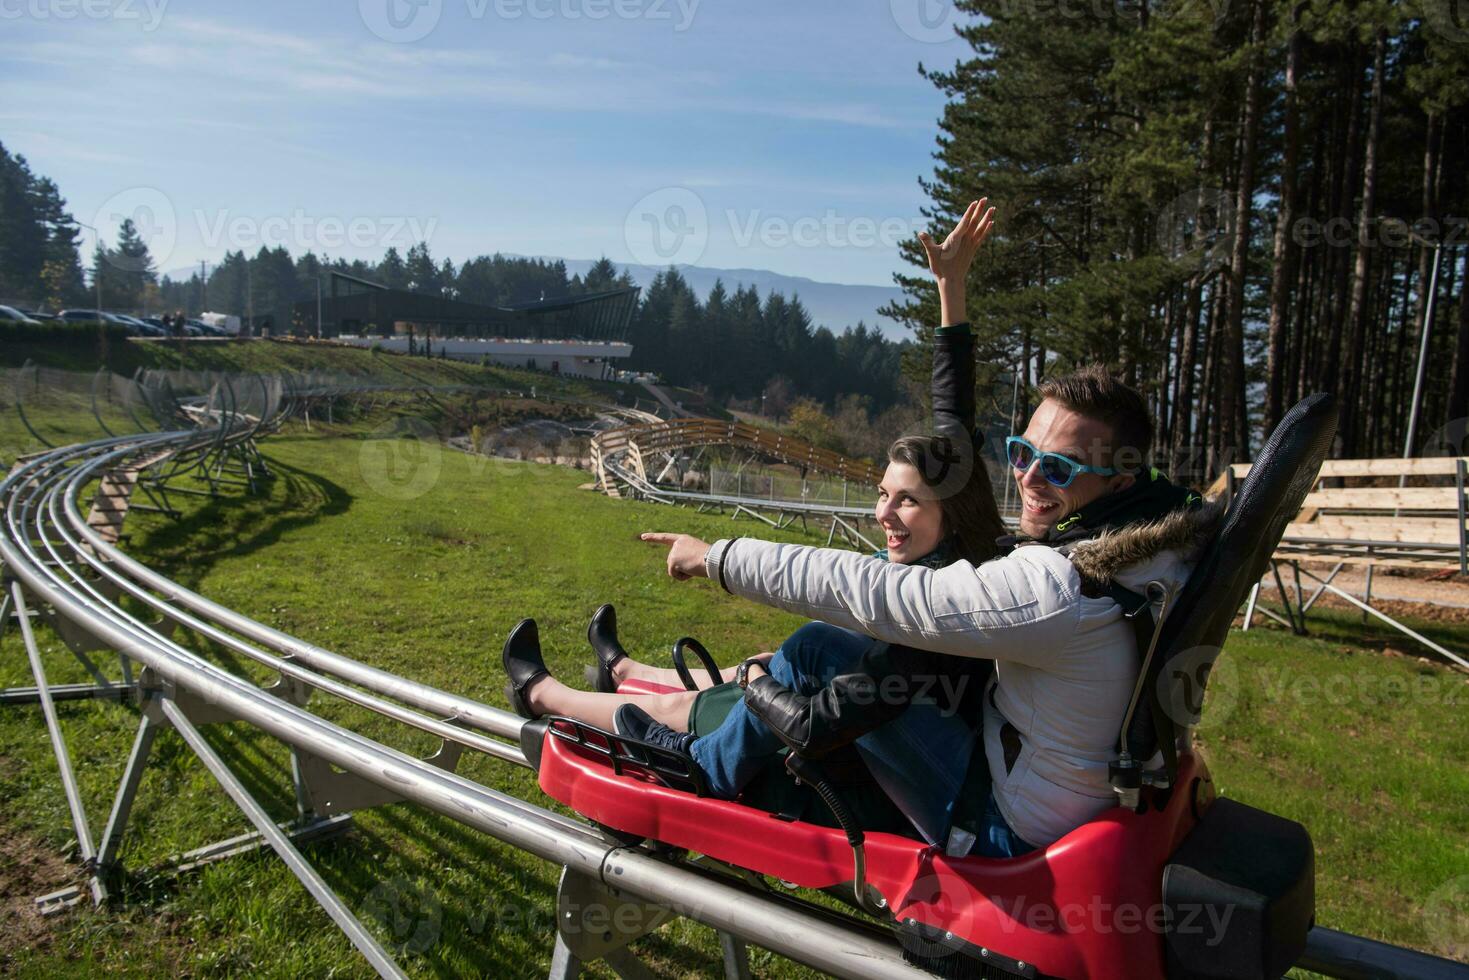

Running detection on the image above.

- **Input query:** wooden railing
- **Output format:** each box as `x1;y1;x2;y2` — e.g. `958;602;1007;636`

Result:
1223;457;1468;570
591;418;882;496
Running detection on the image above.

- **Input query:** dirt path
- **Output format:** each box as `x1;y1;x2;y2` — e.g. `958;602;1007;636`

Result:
0;808;75;971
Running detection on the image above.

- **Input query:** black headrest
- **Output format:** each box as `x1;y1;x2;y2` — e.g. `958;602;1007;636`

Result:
1128;394;1337;761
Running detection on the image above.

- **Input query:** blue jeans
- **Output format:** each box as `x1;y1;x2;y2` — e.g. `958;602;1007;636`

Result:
689;622;975;846
973;790;1037;859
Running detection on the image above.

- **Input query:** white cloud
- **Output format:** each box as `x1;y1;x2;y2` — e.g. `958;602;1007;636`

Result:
547;52;635;70
2;131;140;166
1;14;908;129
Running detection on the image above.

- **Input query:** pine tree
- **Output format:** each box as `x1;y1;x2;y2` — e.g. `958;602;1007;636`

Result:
378;246;409;289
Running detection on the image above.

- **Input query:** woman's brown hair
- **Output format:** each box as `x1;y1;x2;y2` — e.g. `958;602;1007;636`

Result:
886;434;1006;565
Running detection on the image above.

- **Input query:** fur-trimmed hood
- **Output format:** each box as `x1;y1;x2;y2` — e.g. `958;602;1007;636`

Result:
1067;494;1228;596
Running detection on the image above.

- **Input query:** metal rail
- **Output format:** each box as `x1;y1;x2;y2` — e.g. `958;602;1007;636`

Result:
0;376;936;978
591;420;889;550
3;372;1464;979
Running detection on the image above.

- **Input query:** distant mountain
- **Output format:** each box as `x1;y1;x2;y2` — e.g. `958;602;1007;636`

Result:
515;255;913;342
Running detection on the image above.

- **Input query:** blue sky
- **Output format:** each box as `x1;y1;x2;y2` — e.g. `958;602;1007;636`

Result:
1;0;971;286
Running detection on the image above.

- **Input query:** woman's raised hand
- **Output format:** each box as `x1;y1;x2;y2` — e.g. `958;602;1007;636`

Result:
917;198;995;282
917;198;995;327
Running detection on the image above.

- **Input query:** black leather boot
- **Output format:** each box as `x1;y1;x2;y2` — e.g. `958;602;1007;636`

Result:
502;618;549;720
587;603;630;694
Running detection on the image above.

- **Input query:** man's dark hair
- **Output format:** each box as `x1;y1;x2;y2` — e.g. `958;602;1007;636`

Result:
1036;366;1152;471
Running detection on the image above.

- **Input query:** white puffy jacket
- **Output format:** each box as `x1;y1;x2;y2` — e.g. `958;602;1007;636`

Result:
704;505;1217;848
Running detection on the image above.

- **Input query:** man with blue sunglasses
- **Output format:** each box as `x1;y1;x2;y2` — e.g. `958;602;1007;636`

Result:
637;202;1215;858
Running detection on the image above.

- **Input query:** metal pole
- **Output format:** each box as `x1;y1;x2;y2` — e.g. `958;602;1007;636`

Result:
1402;241;1442;460
316;277;323;339
1299;925;1469;980
158;697;409;980
10;582;105;904
2;471;933;980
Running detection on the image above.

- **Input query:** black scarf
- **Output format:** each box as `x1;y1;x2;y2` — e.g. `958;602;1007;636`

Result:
996;468;1202;555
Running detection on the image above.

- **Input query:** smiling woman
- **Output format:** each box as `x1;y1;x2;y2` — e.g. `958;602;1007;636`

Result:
874;453;945;563
879;434;1000;566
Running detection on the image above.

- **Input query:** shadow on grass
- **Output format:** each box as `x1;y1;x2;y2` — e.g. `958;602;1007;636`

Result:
1244;599;1469;666
135;457;351;589
340;806;566;978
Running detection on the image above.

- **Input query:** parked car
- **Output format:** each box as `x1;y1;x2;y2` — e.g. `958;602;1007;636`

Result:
185;318;220;337
58;310;153;336
59;309;119;325
0;304;43;325
111;314;167;337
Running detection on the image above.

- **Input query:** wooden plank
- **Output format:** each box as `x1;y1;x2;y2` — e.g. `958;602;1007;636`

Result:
1286;517;1461;542
1301;487;1462;511
1232;456;1468;479
1308;516;1462;540
1271;550;1459;569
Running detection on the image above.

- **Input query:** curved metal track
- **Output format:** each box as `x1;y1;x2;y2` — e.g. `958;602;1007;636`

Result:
591;417;888;549
0;372;941;979
1;371;1463;979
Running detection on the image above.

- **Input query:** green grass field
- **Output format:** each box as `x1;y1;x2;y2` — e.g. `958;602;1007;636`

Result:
1;428;1466;977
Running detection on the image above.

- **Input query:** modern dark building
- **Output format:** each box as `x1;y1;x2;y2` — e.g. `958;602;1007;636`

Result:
291;272;640;343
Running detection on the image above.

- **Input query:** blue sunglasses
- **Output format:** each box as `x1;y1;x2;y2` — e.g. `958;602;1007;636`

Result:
1005;436;1116;488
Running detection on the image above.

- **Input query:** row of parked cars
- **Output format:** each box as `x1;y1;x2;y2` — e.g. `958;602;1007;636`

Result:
0;305;229;338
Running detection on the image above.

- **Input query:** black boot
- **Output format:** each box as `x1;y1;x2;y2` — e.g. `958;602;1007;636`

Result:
502;618;549;720
587;603;630;694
